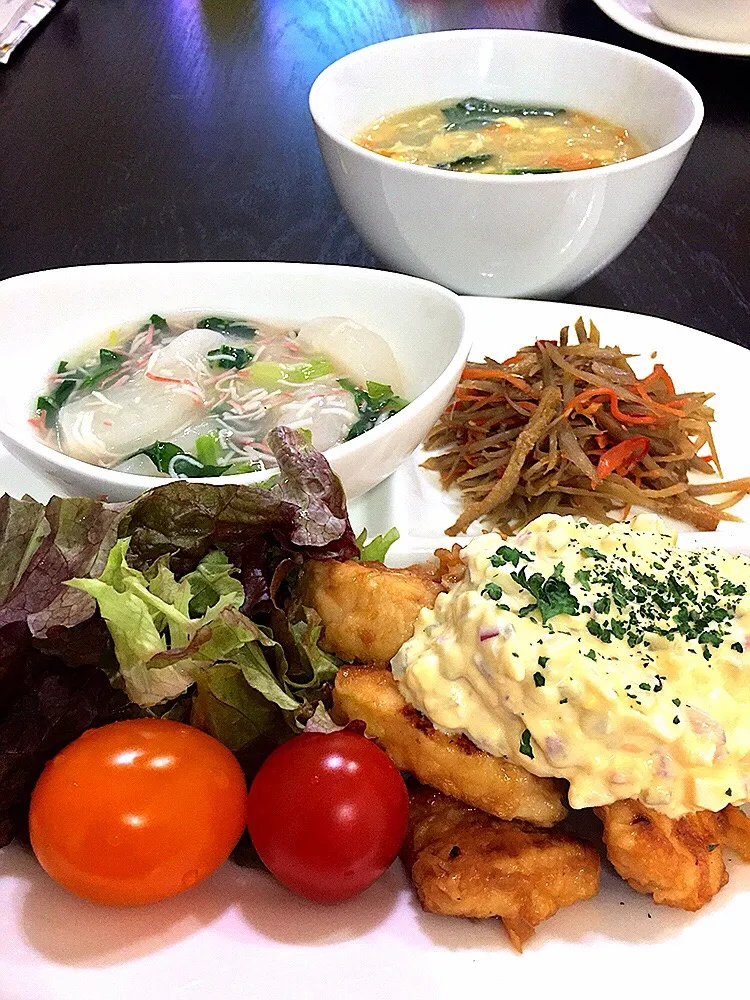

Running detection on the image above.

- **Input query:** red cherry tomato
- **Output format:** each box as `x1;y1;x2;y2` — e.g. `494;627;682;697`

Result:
246;730;409;903
29;719;247;906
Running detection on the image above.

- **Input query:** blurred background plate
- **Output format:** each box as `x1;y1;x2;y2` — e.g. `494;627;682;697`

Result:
591;0;750;54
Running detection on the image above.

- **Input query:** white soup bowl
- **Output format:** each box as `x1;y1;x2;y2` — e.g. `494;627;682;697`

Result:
0;262;468;502
310;29;703;298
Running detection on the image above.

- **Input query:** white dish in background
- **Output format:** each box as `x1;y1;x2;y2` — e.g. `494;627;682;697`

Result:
649;0;750;43
1;297;750;999
592;0;750;55
310;29;703;299
0;262;468;502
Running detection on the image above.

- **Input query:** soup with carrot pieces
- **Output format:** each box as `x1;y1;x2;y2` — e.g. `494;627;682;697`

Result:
354;97;644;174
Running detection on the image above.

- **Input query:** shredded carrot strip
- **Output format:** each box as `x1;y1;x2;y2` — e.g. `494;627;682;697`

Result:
562;387;658;425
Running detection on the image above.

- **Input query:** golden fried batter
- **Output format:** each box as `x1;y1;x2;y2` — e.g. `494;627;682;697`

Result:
714;804;750;861
296;547;464;666
595;799;750;910
333;666;567;826
403;785;599;951
297;560;444;665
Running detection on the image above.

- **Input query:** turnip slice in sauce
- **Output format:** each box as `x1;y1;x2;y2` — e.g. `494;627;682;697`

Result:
295;317;404;394
58;328;224;466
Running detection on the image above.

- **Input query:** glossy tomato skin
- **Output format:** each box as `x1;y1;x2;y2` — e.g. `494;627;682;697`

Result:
246;730;409;903
29;719;247;906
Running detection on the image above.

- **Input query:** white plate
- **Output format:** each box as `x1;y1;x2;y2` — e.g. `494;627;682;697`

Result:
1;297;750;1000
591;0;750;55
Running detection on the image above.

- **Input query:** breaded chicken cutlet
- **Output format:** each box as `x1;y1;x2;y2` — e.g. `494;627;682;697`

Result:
296;547;463;665
404;786;599;950
300;554;750;926
597;799;750;910
333;667;567;827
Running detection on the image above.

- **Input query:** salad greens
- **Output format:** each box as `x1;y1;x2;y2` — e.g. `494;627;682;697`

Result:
355;527;400;563
0;428;356;847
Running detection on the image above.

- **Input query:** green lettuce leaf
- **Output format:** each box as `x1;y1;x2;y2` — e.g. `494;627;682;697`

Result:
355;527;400;563
183;550;244;616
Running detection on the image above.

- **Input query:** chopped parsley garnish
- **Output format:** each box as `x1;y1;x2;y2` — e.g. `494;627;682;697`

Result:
585;649;596;660
672;698;681;707
533;672;545;687
581;546;606;560
726;788;733;796
639;683;651;691
490;546;531;568
519;729;534;758
538;656;549;668
707;844;718;852
575;569;592;590
482;582;503;601
511;564;580;624
732;642;744;653
673;716;680;724
559;698;568;704
593;596;611;614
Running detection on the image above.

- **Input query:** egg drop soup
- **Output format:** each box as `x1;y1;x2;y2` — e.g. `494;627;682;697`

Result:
354;97;644;174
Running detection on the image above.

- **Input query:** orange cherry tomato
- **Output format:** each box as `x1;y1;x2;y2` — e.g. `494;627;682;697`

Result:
29;719;247;906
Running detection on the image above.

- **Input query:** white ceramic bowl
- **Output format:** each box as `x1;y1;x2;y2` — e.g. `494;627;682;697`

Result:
310;30;703;299
650;0;750;42
0;262;468;502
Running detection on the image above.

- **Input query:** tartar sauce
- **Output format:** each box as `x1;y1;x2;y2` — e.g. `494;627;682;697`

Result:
392;514;750;817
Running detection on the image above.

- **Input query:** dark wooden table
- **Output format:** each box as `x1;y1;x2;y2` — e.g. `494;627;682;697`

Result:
1;0;748;345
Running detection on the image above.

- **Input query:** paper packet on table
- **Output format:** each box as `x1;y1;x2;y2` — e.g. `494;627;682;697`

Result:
1;0;62;64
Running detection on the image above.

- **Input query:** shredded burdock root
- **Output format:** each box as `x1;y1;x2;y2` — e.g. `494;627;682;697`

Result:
424;318;750;535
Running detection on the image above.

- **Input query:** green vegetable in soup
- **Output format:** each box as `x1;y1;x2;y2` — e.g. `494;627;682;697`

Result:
339;379;408;440
195;431;223;467
37;349;127;427
132;440;262;478
78;349;128;389
246;358;334;389
197;317;258;339
435;154;493;172
139;314;169;333
207;346;253;370
441;98;565;130
506;166;564;175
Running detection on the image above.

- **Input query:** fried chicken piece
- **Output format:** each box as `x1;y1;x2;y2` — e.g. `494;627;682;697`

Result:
297;560;444;665
296;547;464;666
714;804;750;861
403;785;599;950
596;799;739;910
333;666;567;826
